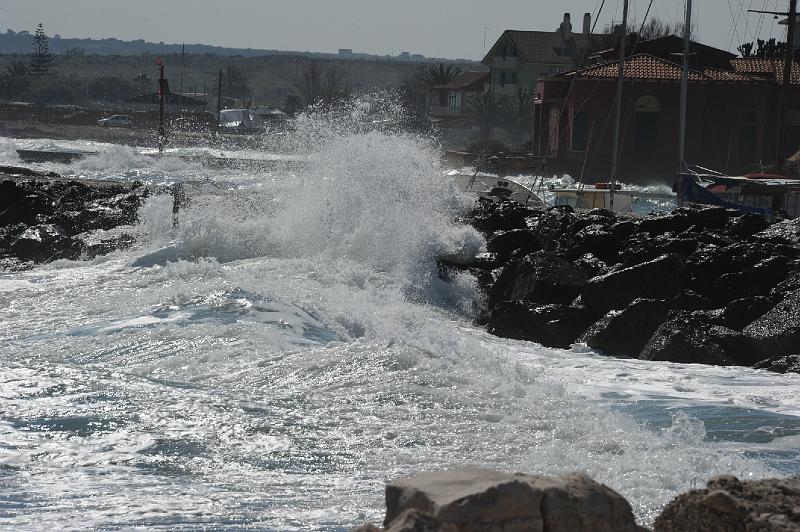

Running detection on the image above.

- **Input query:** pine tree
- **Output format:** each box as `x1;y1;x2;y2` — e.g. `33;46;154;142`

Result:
30;23;52;79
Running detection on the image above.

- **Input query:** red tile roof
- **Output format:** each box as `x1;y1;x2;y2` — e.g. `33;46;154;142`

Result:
559;53;765;83
731;57;800;84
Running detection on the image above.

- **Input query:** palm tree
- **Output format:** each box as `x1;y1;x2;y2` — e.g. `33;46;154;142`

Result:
503;88;535;147
465;90;507;141
424;64;462;107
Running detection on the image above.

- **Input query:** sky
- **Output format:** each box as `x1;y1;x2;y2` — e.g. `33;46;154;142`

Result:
0;0;788;60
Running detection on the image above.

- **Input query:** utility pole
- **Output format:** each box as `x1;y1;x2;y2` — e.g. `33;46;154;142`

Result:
179;43;185;108
677;0;693;207
217;68;223;125
157;59;167;156
749;0;797;171
610;0;629;207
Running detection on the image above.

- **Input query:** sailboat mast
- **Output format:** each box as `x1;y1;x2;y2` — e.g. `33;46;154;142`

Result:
610;0;629;207
776;0;797;171
677;0;692;207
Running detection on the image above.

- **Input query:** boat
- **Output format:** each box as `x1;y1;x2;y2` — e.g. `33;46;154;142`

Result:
677;166;800;218
449;172;547;206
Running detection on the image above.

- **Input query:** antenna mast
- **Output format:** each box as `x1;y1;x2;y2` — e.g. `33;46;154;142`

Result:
677;0;692;206
610;0;629;207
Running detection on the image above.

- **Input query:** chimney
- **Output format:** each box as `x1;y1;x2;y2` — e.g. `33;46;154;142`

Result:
583;13;591;34
560;13;573;38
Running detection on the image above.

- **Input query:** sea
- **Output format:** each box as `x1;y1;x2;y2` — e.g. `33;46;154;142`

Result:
1;101;799;530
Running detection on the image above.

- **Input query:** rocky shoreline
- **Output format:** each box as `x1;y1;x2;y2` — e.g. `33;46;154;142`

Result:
352;469;800;532
442;199;800;374
0;167;150;269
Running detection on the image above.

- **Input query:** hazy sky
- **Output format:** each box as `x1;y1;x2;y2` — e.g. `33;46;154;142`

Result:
0;0;788;60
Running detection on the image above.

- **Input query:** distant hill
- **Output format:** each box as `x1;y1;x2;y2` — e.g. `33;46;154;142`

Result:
0;28;480;65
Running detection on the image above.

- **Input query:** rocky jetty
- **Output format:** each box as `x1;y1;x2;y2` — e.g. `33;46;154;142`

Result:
445;200;800;373
352;469;646;532
0;167;148;268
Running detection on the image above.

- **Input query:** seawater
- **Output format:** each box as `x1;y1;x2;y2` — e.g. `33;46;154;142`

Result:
1;100;799;530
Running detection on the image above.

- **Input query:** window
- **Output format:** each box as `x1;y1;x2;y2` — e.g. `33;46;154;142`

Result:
500;71;507;86
510;71;518;84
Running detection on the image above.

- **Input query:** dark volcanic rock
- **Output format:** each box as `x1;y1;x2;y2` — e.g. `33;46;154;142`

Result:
580;298;672;357
640;311;764;366
744;288;800;357
712;255;789;303
9;224;82;262
752;354;800;374
754;217;800;246
487;301;595;348
486;229;540;258
581;253;687;314
721;296;775;331
566;224;618;262
654;475;800;532
681;206;735;230
573;253;609;278
490;250;588;306
724;212;769;238
0;177;148;266
639;212;692;236
580;292;716;358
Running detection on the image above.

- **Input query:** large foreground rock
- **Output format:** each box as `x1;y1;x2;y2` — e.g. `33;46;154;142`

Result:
654;475;800;532
354;469;645;532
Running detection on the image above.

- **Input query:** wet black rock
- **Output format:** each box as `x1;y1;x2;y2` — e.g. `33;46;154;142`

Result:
581;253;687;314
0;176;149;267
743;288;800;357
487;301;595;349
463;198;800;368
580;292;716;358
721;296;775;331
724;212;769;238
752;355;800;374
754;217;800;246
489;251;588;306
639;212;692;236
711;255;789;303
9;224;82;262
566;224;618;262
486;229;540;258
640;310;765;366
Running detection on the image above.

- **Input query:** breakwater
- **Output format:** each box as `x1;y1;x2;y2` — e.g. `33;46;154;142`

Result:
445;200;800;373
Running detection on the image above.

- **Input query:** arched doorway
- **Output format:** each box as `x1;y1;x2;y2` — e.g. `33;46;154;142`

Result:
634;95;660;155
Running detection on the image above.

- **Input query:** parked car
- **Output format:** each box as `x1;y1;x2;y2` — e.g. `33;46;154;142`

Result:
97;115;133;128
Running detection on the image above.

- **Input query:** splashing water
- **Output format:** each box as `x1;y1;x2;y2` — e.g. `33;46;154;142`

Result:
1;96;799;530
